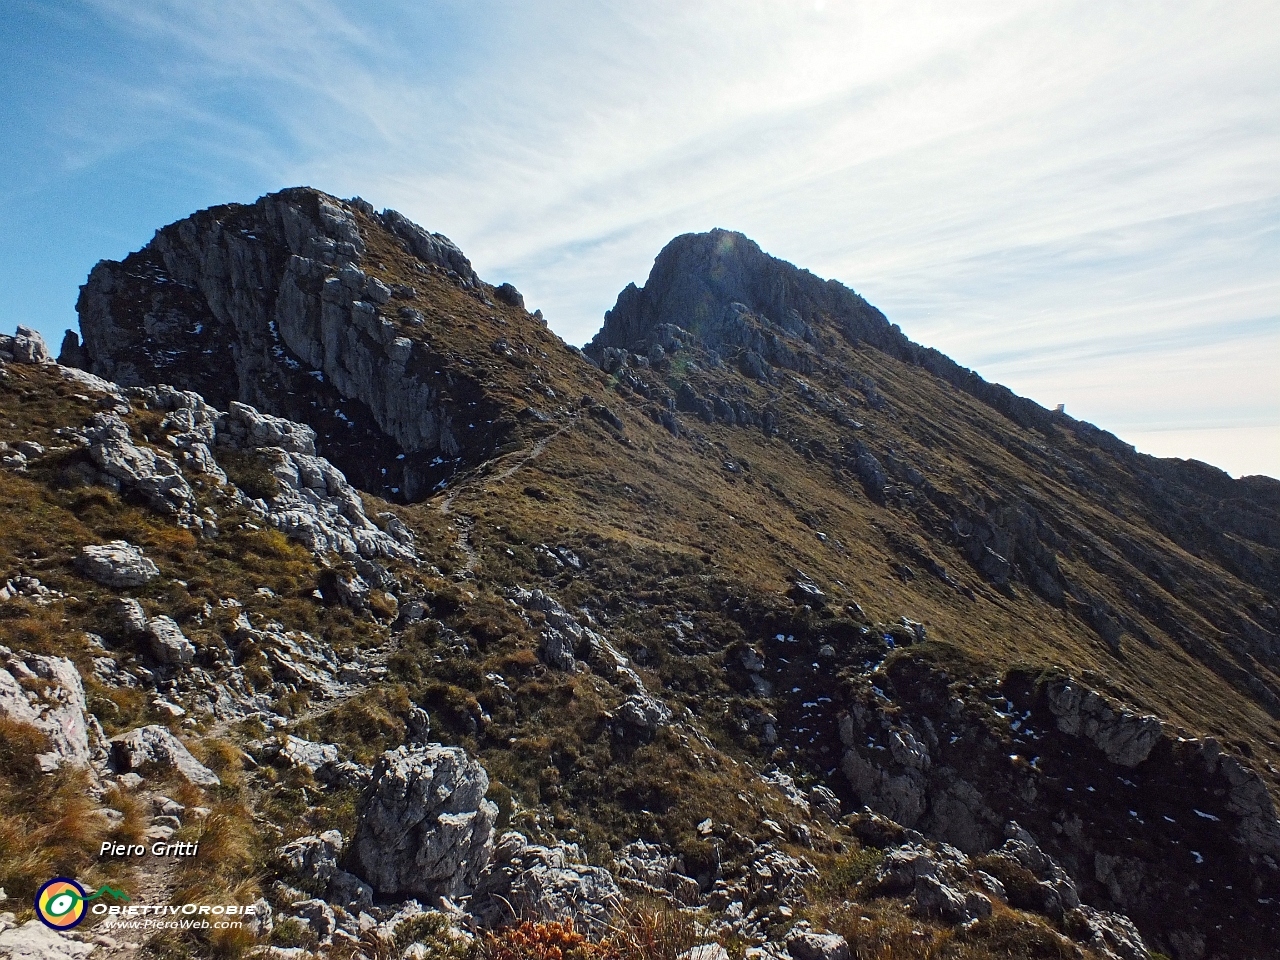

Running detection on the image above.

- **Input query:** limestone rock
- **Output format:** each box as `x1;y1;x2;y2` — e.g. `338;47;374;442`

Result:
786;931;850;960
351;744;497;899
2;326;54;365
1069;905;1150;960
840;747;927;827
0;647;94;771
279;830;344;883
615;693;673;737
493;283;524;309
276;735;341;773
868;841;991;924
75;189;505;501
614;840;701;905
221;401;317;455
680;946;730;960
83;412;196;517
289;898;337;941
115;598;148;635
1044;680;1163;768
215;404;414;562
327;870;374;912
471;832;622;936
145;616;195;664
239;901;272;940
0;919;96;959
110;725;220;787
58;330;84;368
75;541;160;587
984;824;1080;918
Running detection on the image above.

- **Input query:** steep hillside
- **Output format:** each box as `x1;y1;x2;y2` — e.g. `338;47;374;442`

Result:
0;189;1276;960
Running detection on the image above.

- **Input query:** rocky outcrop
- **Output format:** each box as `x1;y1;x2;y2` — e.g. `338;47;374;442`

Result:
869;841;992;924
83;411;199;521
110;724;220;787
0;647;96;772
214;399;414;561
1044;680;1164;767
786;930;850;960
849;810;1149;960
74;188;517;500
0;326;54;365
277;830;374;911
826;662;1280;958
145;616;196;664
613;840;702;905
67;384;412;562
75;541;160;587
0;918;95;960
351;744;497;899
471;832;623;935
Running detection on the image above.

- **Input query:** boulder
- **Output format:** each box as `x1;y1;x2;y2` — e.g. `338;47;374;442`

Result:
786;931;850;960
276;735;341;773
115;597;149;634
279;830;344;883
145;616;195;664
1068;905;1151;960
0;648;94;771
8;326;53;365
0;919;96;959
110;725;220;787
615;693;672;737
76;541;159;587
351;744;497;899
472;832;622;936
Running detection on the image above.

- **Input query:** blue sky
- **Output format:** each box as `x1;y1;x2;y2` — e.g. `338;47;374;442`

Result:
3;0;1277;478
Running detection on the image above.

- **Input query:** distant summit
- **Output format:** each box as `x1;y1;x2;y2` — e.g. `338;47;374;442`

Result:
591;228;896;362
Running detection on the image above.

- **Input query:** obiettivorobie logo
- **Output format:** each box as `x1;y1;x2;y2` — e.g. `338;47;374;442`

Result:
35;878;130;930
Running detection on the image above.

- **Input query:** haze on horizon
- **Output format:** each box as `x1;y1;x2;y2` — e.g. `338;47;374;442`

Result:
2;1;1277;479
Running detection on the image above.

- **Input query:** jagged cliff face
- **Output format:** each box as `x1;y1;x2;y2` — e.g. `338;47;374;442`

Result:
11;192;1279;957
73;188;562;501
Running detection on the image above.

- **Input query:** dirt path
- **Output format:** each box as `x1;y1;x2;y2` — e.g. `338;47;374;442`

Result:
437;417;576;579
79;790;188;958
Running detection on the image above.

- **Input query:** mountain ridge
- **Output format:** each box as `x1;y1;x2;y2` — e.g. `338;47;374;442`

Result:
0;186;1276;959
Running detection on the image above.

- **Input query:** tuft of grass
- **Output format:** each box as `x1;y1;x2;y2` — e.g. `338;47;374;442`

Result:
605;902;701;960
0;717;114;906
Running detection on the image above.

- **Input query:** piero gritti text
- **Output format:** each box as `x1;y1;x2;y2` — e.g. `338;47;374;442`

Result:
101;841;200;857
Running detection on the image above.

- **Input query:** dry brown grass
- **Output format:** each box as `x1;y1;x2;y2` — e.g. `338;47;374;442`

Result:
0;717;115;906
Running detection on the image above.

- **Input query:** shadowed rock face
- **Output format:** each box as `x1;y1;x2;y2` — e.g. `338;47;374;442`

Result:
590;229;894;365
74;188;504;501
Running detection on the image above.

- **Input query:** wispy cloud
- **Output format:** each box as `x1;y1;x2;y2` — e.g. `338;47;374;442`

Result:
2;0;1277;475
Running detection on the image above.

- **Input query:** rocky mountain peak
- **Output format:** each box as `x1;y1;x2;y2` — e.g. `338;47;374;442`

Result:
68;187;548;501
589;228;899;369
